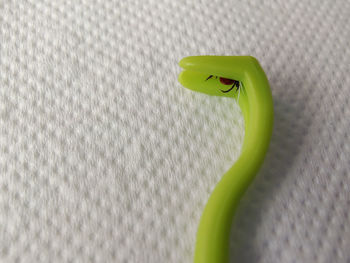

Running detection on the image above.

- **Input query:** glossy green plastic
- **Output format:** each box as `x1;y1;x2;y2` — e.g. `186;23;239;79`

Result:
178;56;274;263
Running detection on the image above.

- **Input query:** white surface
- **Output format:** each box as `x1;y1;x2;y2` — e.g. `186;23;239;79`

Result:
0;0;350;262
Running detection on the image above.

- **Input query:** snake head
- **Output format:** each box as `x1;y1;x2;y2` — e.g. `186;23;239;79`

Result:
178;56;252;98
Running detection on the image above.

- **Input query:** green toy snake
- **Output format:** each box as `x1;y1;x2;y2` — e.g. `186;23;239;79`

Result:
178;56;273;263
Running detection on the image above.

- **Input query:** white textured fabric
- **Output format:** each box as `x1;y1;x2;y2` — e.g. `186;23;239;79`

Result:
0;0;349;262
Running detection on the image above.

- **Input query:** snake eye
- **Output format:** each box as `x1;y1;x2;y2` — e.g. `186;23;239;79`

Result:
206;75;237;86
205;75;240;93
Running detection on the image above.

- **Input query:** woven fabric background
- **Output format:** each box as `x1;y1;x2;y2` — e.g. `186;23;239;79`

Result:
1;0;349;262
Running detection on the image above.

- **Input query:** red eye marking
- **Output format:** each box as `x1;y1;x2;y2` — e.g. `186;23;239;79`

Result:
219;77;235;85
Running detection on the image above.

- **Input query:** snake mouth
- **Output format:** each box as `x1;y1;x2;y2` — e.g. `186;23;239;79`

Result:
220;86;234;93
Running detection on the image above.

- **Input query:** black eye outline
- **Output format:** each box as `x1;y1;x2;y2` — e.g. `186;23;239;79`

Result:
205;75;217;81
